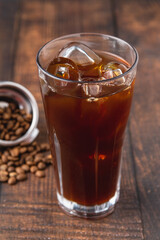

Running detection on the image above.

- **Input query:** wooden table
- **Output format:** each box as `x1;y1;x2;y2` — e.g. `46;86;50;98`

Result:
0;0;160;239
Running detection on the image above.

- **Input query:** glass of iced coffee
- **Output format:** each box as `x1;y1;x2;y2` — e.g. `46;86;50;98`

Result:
36;33;138;218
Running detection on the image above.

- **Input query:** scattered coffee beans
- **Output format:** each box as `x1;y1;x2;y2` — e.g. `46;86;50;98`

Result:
0;174;8;182
0;141;52;185
0;103;32;141
35;170;45;178
8;176;16;185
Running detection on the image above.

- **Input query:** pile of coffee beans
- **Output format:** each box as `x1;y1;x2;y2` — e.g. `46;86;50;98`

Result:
0;103;32;141
0;141;52;185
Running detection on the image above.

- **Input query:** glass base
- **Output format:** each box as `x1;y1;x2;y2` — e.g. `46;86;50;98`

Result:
57;189;120;219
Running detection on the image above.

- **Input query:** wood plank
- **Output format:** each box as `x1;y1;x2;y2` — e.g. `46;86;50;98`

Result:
0;0;20;80
11;0;56;141
55;0;114;35
0;0;145;239
115;0;160;239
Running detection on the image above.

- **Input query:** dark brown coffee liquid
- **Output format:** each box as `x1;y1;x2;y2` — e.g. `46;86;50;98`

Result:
42;52;134;206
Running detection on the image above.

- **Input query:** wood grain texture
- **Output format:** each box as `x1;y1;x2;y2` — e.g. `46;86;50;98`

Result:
115;0;160;239
0;0;20;80
11;0;56;141
0;0;159;239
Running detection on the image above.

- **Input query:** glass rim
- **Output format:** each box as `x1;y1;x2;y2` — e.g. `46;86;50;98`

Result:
36;32;139;84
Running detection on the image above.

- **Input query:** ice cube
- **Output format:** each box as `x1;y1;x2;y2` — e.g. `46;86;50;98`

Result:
58;42;102;67
82;77;101;97
113;69;125;84
83;83;100;97
113;68;123;77
47;57;79;81
104;62;120;70
99;62;125;84
100;69;113;80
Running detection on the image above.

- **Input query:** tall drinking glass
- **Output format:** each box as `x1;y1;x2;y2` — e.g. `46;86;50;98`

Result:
36;33;138;218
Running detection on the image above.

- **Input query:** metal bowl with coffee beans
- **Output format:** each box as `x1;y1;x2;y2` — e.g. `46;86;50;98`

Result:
0;81;39;147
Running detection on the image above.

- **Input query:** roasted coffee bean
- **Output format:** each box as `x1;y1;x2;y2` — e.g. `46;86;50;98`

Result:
21;121;26;127
30;150;37;156
19;147;27;154
17;173;27;181
16;167;25;174
25;114;32;122
3;112;11;120
36;146;41;152
24;123;30;130
7;156;19;161
26;160;34;166
6;107;12;114
9;172;17;177
0;170;8;176
35;170;45;178
12;122;20;130
12;113;18;119
10;136;17;141
0;124;4;130
16;115;24;122
19;159;24;165
5;133;10;140
2;155;8;163
20;142;29;147
7;161;14;166
4;151;9;156
27;146;34;152
30;166;38;173
21;164;30;172
38;162;46;170
7;121;14;130
0;174;8;182
10;147;19;157
0;164;7;171
8;177;17;185
32;141;37;147
44;154;52;164
8;166;15;173
20;109;26;115
35;153;43;160
14;161;21;166
20;153;28;161
1;130;6;139
9;131;14;135
34;157;42;164
15;127;24;136
25;155;33;162
40;143;50;151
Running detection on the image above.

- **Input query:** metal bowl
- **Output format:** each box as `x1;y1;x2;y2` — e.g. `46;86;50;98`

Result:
0;81;39;147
